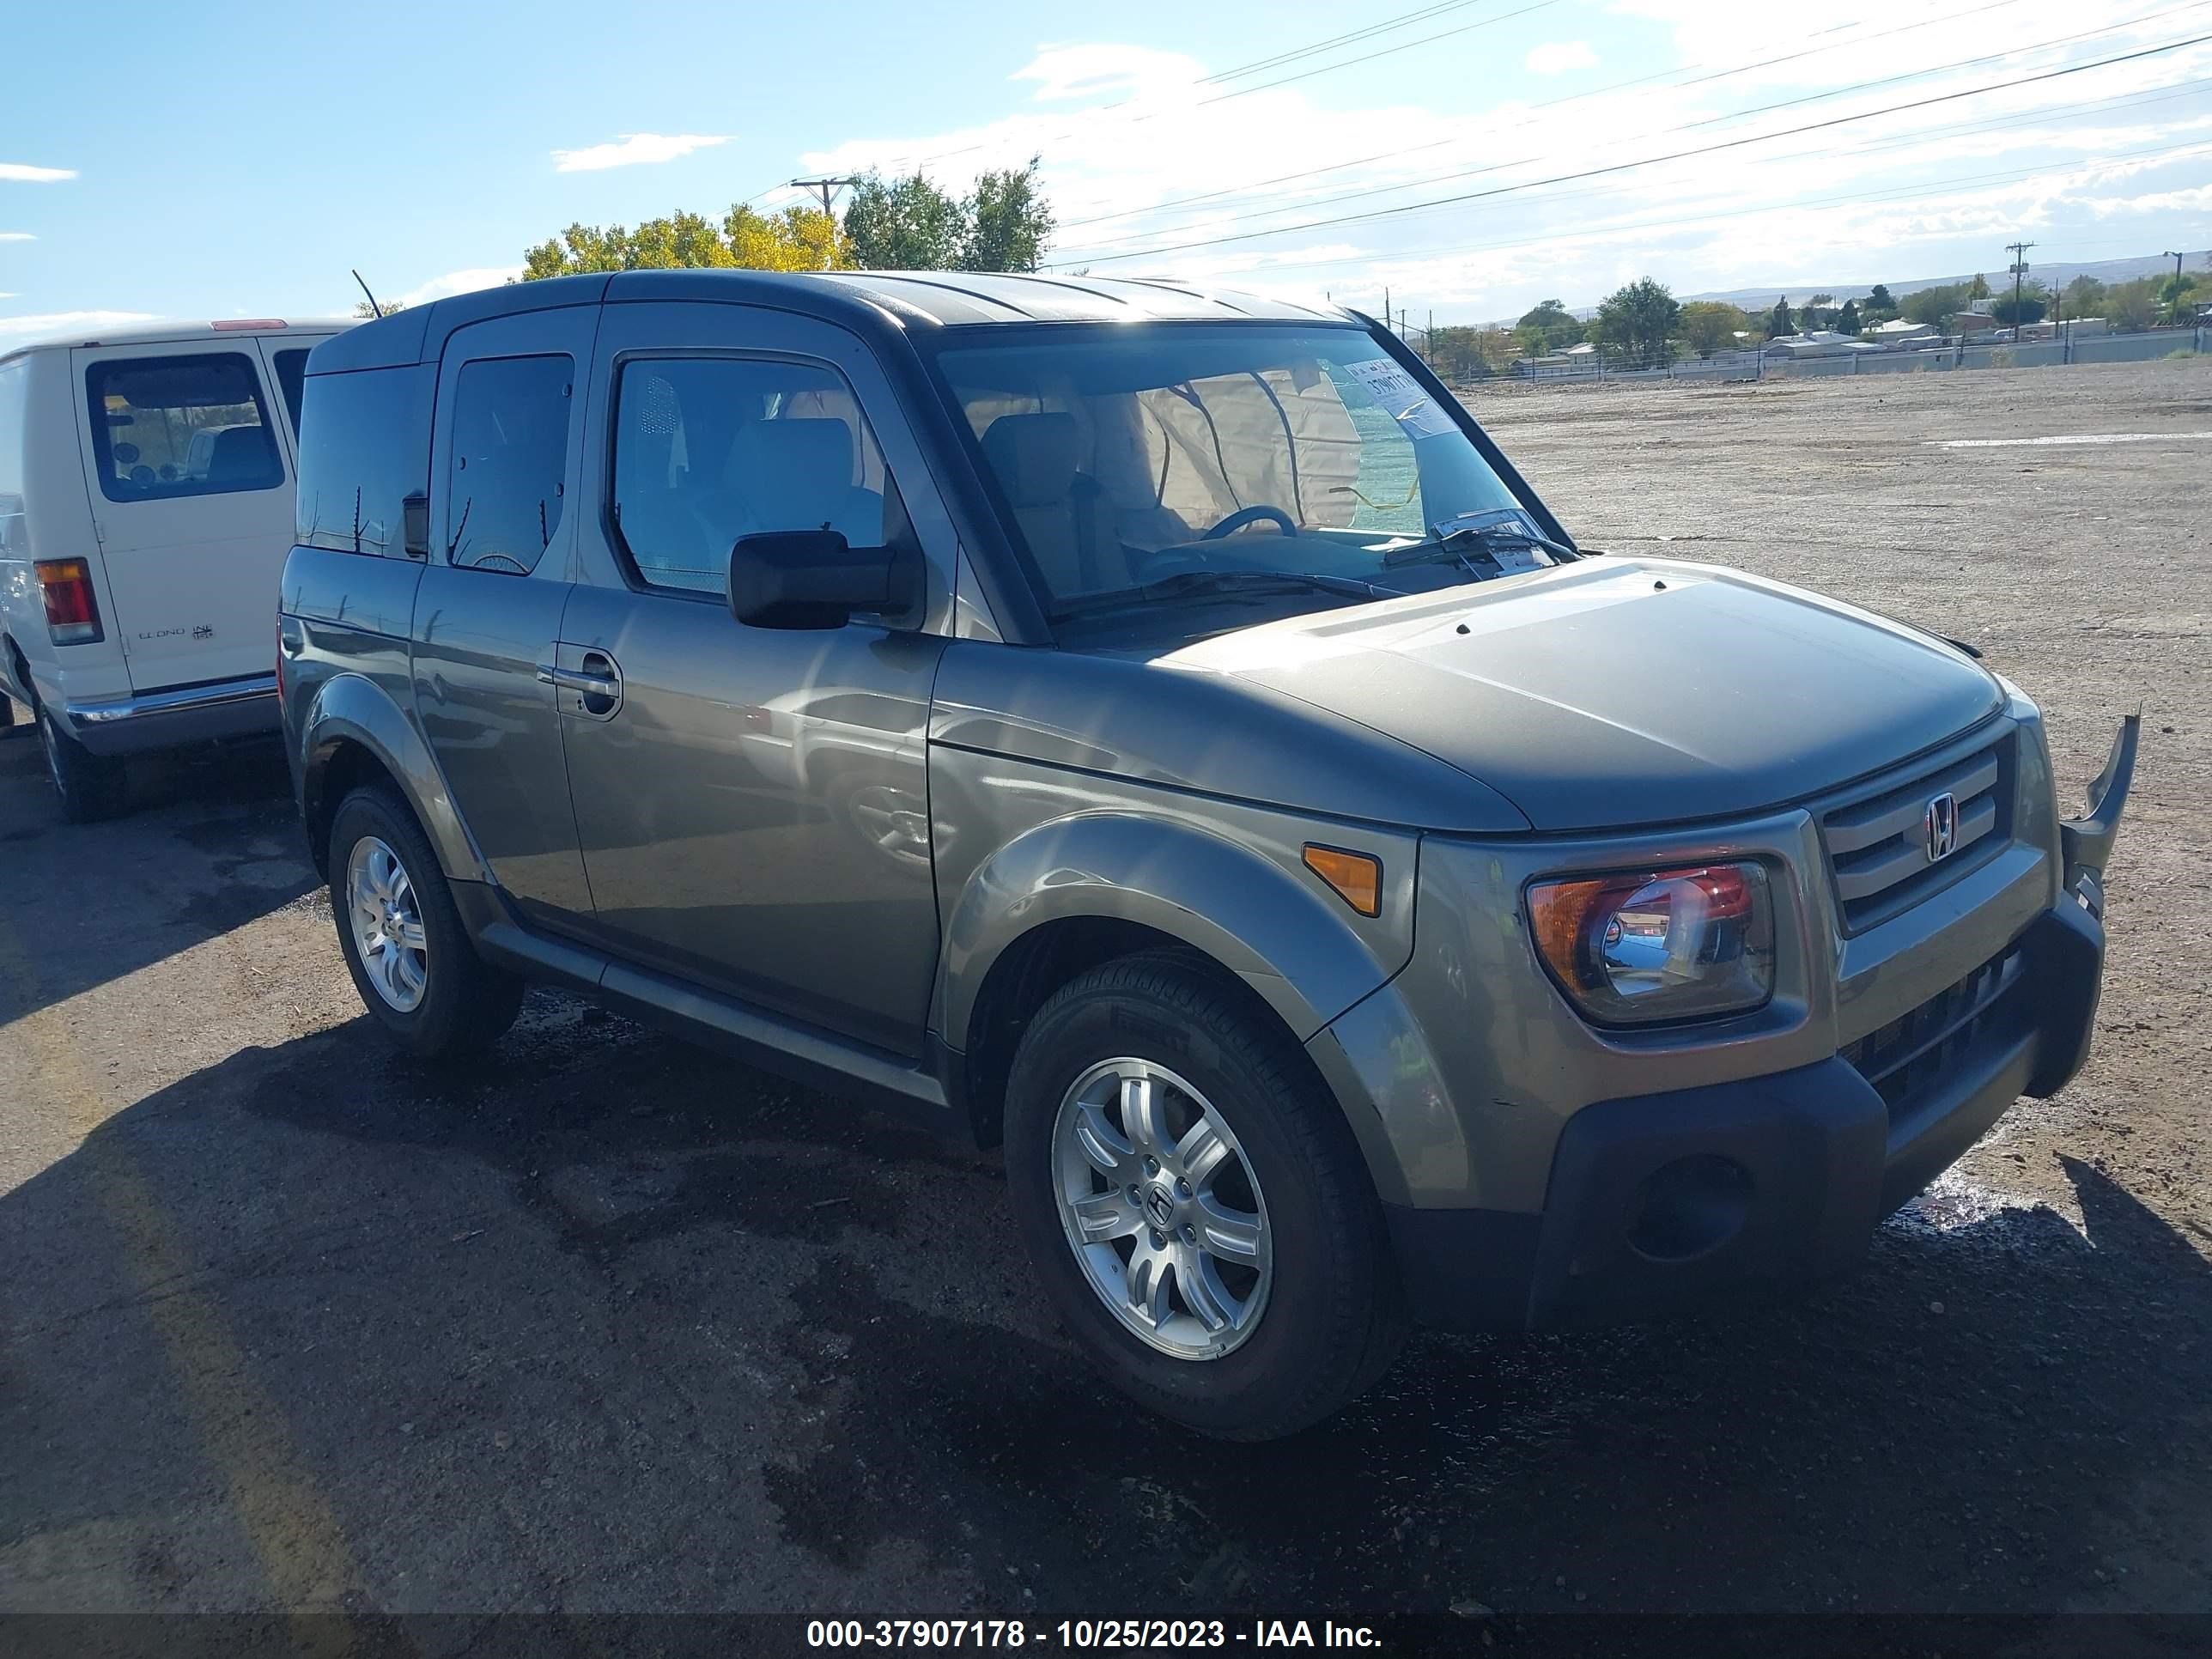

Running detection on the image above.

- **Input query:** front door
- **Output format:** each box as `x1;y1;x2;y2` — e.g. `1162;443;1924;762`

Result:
558;301;957;1055
411;307;600;924
71;338;308;690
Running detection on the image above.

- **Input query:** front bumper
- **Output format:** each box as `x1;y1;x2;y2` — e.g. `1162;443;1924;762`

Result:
1385;715;2136;1333
63;672;278;756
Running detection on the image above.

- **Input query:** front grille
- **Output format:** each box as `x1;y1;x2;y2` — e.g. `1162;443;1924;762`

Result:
1819;734;2012;933
1841;945;2024;1117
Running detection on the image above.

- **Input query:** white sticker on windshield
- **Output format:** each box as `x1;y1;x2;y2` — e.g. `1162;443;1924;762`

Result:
1345;357;1455;439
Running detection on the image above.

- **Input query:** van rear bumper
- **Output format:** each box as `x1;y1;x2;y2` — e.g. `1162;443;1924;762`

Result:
64;673;278;755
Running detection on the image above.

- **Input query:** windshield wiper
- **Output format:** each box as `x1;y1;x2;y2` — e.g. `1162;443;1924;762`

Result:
1382;520;1577;570
1051;568;1383;622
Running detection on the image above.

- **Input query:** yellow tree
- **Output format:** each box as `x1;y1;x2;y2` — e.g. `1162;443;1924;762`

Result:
520;204;848;278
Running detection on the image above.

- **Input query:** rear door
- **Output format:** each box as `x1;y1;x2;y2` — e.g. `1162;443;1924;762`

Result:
410;307;600;925
70;338;298;691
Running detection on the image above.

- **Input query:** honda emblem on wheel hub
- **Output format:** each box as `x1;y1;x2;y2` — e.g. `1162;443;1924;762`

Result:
1923;791;1959;863
1144;1185;1176;1230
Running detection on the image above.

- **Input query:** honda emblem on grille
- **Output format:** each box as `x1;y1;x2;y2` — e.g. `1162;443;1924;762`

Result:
1923;792;1959;863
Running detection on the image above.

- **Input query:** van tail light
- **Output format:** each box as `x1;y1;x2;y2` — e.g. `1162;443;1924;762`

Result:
35;559;103;645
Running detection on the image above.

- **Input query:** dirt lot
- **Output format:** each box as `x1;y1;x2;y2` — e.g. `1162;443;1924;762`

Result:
2;360;2208;1639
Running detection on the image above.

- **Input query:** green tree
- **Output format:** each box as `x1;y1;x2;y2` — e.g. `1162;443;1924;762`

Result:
2157;271;2203;325
961;158;1055;273
1765;295;1794;338
1867;283;1897;312
1425;325;1499;380
2105;276;2161;331
2063;274;2107;315
1678;300;1749;356
1835;298;1862;335
1592;276;1680;368
1514;298;1583;354
352;299;404;319
842;171;964;270
1989;289;2046;327
1902;283;1967;326
521;204;848;279
1966;271;1991;301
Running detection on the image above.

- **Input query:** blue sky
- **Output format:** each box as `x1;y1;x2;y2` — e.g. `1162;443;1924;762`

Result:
3;0;2208;339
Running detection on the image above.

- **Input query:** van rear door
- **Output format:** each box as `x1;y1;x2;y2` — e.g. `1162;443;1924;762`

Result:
70;339;303;692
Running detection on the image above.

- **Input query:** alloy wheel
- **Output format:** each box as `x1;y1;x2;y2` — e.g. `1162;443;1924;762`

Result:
345;835;428;1012
1050;1058;1273;1361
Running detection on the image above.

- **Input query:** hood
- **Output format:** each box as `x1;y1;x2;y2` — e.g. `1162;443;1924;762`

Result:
1166;558;2004;832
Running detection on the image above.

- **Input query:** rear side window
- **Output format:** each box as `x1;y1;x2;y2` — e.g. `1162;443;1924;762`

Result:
272;349;310;434
295;364;433;556
84;352;283;502
0;359;27;559
610;356;895;596
446;354;572;575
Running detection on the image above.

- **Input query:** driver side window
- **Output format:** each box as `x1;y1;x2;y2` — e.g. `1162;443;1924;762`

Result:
611;356;895;597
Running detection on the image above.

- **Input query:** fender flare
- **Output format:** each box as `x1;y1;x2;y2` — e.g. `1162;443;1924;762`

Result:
301;672;485;883
936;811;1410;1054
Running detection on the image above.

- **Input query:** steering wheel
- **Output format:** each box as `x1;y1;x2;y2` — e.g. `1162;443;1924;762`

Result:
1200;504;1297;540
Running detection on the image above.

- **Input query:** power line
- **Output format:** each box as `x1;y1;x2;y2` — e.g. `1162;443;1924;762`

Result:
1056;0;2033;234
1054;1;2211;258
1054;28;2212;268
856;0;1532;180
1186;137;2211;287
1189;77;2212;279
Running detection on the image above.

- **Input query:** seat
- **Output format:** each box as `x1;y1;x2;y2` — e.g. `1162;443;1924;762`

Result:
979;413;1127;595
204;424;279;489
724;419;883;546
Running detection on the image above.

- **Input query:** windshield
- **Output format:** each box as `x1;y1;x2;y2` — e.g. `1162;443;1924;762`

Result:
933;324;1541;627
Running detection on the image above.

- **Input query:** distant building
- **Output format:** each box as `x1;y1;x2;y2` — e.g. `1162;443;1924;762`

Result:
1763;331;1886;359
1869;318;1936;346
1953;311;2003;337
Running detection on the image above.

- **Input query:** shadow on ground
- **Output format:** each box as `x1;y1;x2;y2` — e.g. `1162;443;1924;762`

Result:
3;996;2205;1626
0;736;315;1018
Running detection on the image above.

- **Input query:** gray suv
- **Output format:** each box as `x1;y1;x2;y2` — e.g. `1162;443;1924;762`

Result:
280;271;2135;1439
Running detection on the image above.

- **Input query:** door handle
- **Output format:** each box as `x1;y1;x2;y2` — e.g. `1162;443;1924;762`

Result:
535;664;620;699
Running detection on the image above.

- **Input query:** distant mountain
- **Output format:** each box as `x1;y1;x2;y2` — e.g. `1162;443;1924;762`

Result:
1677;250;2204;309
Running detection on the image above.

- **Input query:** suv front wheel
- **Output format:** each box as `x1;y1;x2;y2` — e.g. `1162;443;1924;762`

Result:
328;784;524;1059
1004;954;1407;1440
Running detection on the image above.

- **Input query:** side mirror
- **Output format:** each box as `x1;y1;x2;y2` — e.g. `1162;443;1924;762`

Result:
402;492;430;560
728;529;921;629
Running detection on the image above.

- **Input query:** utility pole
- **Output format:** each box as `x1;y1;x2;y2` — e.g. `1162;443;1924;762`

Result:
790;176;858;216
2166;251;2187;283
2005;240;2034;343
1383;287;1392;335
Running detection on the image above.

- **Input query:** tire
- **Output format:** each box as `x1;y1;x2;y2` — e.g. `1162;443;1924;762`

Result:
39;708;130;822
1003;953;1408;1440
327;783;524;1059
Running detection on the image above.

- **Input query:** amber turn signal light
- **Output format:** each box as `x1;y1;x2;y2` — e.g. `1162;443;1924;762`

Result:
1303;844;1382;917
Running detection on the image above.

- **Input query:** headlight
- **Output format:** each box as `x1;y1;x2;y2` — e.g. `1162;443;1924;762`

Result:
1528;861;1776;1027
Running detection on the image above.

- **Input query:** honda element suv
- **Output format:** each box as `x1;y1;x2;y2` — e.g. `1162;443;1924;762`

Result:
279;272;2133;1439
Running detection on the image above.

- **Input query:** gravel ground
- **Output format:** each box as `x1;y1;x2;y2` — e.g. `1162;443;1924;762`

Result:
0;359;2207;1638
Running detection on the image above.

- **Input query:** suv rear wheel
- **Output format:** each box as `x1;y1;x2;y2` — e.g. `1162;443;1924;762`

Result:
39;708;129;822
1003;953;1407;1439
328;784;524;1059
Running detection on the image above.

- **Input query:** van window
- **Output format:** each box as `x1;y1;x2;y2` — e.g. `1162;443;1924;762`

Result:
84;352;283;502
272;349;310;434
295;364;433;556
0;359;27;560
446;355;572;575
610;356;895;596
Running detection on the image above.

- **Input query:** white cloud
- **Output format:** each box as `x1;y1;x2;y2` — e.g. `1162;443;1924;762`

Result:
0;162;75;183
0;310;160;339
0;233;33;243
1526;41;1597;76
790;20;2212;320
396;265;524;307
551;133;731;173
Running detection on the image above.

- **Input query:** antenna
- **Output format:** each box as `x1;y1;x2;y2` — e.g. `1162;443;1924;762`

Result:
351;269;385;317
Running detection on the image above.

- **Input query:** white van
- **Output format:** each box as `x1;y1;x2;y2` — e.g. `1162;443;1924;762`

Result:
0;318;348;818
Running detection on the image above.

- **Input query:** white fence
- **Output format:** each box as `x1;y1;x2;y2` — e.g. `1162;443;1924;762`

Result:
1462;327;2205;390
